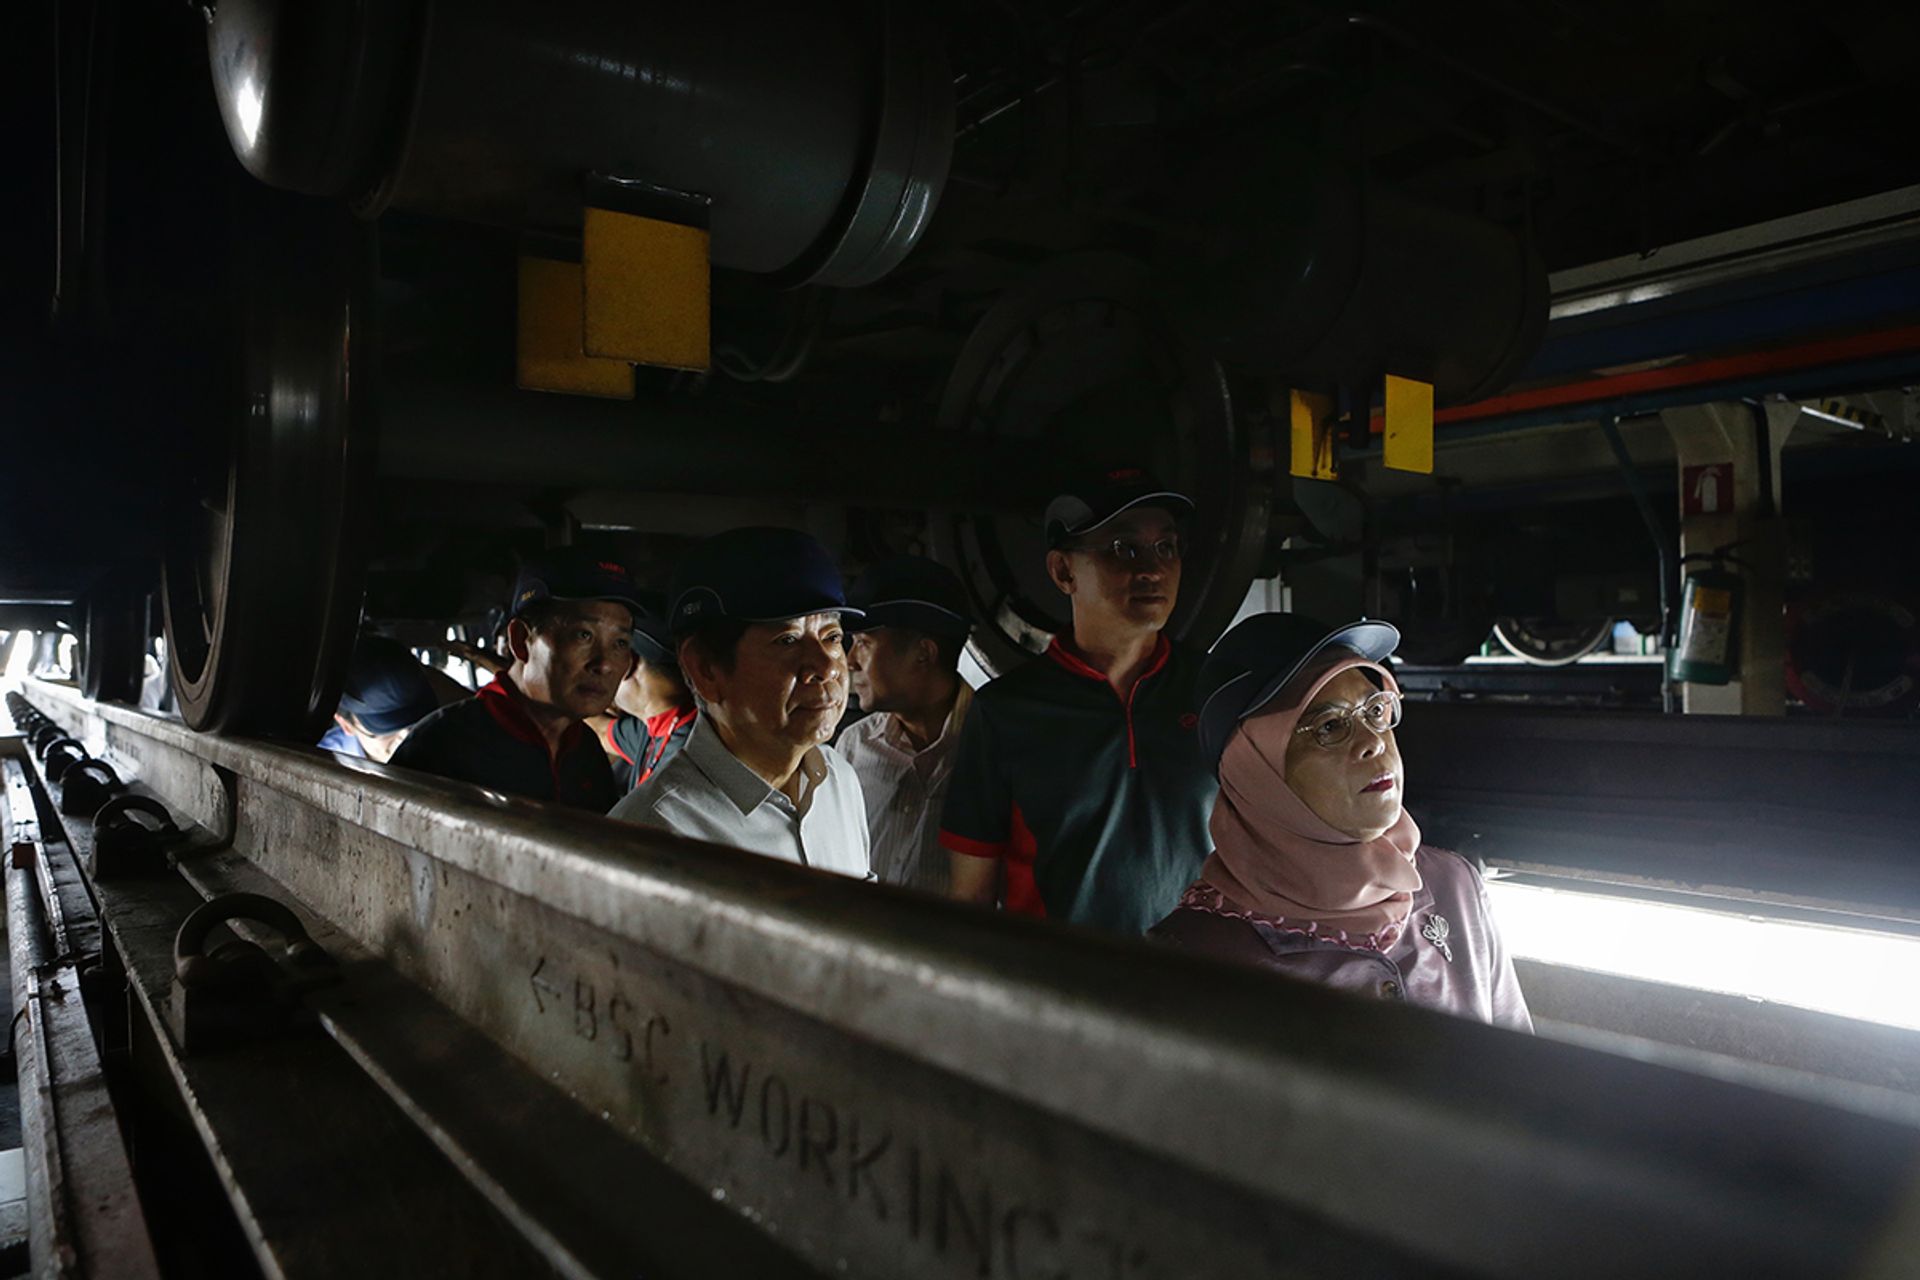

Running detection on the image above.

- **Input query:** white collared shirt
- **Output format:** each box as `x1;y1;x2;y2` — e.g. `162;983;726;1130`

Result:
835;684;971;894
610;716;871;879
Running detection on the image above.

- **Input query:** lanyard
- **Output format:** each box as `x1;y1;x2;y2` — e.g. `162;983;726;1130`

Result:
638;708;695;784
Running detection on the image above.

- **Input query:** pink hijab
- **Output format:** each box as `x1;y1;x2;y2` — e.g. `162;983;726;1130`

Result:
1194;654;1423;949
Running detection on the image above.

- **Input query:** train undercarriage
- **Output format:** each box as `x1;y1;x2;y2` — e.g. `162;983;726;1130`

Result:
2;0;1919;1275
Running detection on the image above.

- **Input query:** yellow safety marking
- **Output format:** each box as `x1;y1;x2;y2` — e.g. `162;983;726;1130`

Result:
1818;397;1879;428
582;206;711;371
516;255;635;399
1384;374;1434;474
1692;586;1733;616
1289;390;1338;480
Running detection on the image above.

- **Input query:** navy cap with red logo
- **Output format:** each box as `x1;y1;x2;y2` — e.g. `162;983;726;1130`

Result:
1044;467;1195;548
510;548;648;621
668;527;863;637
846;556;973;641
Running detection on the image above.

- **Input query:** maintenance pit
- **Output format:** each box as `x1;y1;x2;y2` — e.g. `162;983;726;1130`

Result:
2;1;1919;1276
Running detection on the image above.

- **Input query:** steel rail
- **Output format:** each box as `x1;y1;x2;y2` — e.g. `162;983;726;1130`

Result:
26;682;1920;1279
23;731;712;1279
45;791;633;1280
20;724;809;1278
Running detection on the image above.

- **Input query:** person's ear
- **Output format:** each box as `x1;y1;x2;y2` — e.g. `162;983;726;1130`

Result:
505;617;535;664
677;636;722;706
1046;549;1076;597
619;613;641;681
914;635;939;668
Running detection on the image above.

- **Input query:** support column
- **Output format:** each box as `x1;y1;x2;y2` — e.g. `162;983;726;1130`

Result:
1658;402;1792;715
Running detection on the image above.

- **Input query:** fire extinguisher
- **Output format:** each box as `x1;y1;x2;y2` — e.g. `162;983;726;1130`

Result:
1669;551;1744;685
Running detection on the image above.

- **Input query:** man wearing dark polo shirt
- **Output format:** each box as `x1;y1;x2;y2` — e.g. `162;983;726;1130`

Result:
593;604;698;793
391;549;641;812
939;469;1218;933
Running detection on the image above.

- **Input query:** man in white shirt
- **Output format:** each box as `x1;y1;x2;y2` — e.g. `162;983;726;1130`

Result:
610;527;870;878
839;557;975;893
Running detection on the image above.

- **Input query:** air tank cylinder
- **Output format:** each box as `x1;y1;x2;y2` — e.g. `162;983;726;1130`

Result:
206;0;953;287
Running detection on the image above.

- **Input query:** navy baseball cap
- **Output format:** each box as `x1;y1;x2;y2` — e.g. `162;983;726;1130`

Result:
626;590;676;666
338;636;440;735
1195;613;1401;770
1044;466;1194;547
668;527;863;637
845;556;973;641
510;548;648;620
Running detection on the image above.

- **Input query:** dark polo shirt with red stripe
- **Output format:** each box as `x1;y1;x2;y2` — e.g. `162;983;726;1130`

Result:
390;674;619;812
604;705;698;793
939;635;1217;934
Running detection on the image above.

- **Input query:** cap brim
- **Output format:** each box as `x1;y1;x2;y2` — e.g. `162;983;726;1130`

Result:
734;604;866;625
845;599;970;635
1241;621;1401;723
1061;490;1195;542
631;628;675;666
668;581;865;635
355;708;437;735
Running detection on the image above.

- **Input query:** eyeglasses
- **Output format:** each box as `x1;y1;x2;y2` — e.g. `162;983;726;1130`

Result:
1292;690;1402;749
1076;536;1181;565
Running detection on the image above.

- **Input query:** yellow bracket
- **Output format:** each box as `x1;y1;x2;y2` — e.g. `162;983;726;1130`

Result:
1384;374;1434;474
582;206;711;372
516;255;635;400
1289;390;1338;480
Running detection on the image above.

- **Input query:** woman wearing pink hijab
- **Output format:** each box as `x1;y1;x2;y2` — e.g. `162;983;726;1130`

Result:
1151;614;1531;1030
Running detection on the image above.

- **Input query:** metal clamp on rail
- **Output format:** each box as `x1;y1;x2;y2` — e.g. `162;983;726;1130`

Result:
59;759;123;817
170;892;338;1053
89;795;187;879
42;737;88;782
36;730;77;760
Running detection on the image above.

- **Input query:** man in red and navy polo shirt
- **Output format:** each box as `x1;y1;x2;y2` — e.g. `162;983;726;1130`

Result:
595;604;698;793
940;469;1218;933
391;549;642;812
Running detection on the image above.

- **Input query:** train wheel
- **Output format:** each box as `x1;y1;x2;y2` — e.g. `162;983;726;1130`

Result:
161;191;374;737
931;253;1266;676
1785;592;1920;716
1387;563;1496;666
1492;616;1614;666
1396;617;1496;667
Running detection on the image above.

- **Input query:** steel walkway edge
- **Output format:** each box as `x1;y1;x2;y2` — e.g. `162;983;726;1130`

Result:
22;682;1920;1279
4;755;159;1280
